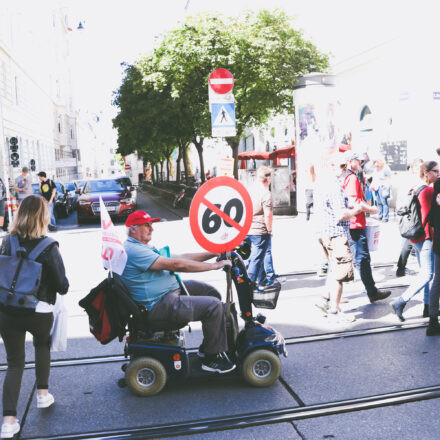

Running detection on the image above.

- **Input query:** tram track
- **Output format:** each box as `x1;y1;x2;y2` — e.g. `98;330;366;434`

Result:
1;318;428;372
22;384;440;440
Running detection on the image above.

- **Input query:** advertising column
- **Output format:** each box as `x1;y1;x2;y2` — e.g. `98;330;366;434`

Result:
293;73;338;213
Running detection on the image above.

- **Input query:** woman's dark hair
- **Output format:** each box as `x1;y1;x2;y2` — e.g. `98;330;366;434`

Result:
420;161;438;179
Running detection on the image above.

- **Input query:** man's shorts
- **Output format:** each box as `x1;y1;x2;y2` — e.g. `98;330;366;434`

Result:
319;235;354;282
0;199;5;217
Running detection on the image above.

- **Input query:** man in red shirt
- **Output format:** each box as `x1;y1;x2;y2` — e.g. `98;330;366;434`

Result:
342;152;391;303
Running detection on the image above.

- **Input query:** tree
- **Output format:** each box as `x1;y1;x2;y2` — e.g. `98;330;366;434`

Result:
144;9;329;178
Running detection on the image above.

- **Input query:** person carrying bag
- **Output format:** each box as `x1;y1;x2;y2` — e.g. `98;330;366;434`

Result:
0;196;69;438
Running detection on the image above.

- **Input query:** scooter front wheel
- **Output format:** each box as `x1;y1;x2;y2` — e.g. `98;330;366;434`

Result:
125;357;167;396
242;349;281;387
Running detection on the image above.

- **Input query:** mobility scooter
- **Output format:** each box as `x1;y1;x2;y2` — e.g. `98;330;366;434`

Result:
113;245;287;397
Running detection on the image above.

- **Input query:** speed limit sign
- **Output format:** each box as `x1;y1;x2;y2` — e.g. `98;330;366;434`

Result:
189;176;253;253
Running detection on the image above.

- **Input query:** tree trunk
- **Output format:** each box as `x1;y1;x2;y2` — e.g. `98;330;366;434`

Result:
155;164;160;183
183;145;192;185
166;157;170;182
194;137;205;183
176;144;183;184
227;139;240;179
160;161;164;182
151;164;156;184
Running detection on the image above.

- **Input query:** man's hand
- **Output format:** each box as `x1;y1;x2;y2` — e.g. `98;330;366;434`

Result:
213;260;232;271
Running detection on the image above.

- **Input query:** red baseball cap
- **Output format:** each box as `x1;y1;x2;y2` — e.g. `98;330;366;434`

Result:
125;211;161;227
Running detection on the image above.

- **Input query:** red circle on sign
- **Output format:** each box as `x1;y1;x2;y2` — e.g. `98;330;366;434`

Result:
209;69;234;94
189;176;253;253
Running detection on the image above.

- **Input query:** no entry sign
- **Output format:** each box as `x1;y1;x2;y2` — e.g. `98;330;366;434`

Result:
189;176;253;253
209;69;234;94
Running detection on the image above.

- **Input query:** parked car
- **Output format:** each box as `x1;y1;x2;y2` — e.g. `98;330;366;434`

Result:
31;183;40;195
65;181;79;208
76;178;136;225
54;182;75;218
74;180;86;190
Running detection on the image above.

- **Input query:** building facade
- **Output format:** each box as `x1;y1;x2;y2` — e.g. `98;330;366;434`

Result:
0;0;78;185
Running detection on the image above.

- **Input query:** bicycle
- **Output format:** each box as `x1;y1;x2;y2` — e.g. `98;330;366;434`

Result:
172;186;186;208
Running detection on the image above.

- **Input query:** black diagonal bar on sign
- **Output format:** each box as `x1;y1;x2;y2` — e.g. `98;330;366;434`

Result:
201;197;245;233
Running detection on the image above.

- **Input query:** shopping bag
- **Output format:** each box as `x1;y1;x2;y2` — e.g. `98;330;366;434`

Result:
51;294;67;352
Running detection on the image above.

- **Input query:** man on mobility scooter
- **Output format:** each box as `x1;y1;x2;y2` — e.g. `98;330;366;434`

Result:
121;210;235;374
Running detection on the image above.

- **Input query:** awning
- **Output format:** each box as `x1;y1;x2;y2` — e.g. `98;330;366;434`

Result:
237;150;271;160
269;145;296;160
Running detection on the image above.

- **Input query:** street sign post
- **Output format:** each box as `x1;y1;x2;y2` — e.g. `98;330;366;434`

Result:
208;69;236;138
189;176;253;253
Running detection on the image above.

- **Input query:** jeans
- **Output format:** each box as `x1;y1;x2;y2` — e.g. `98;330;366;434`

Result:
49;203;56;226
257;235;276;285
375;188;389;220
397;238;413;271
429;253;440;316
247;234;270;284
401;239;434;304
349;228;378;298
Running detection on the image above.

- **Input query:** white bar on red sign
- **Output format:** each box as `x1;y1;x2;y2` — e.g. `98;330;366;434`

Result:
210;78;234;84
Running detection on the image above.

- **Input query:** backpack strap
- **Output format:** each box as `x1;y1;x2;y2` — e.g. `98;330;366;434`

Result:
9;234;26;257
414;185;427;198
27;237;56;261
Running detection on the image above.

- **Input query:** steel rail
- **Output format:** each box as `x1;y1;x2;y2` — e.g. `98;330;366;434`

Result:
23;384;440;440
0;318;428;372
280;262;396;277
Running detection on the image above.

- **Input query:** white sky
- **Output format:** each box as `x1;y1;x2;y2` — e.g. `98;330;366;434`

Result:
66;0;432;115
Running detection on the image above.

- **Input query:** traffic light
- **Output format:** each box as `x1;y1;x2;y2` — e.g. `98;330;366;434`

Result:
29;159;36;172
9;137;19;167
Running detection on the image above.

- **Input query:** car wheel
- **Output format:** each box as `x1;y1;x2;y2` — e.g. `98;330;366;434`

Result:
125;357;167;397
77;212;84;226
241;349;281;387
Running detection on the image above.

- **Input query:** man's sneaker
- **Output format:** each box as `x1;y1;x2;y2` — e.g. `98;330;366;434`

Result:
275;276;287;284
197;344;205;358
369;289;391;303
315;300;330;315
1;420;20;438
201;353;236;374
37;392;54;408
317;266;328;277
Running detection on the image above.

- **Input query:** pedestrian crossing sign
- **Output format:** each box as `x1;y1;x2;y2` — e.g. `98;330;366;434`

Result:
210;103;236;137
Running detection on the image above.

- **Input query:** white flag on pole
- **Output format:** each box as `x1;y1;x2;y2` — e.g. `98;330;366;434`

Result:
100;196;127;275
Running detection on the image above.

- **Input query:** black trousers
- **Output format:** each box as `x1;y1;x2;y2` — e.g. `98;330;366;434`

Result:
0;311;53;416
397;238;413;270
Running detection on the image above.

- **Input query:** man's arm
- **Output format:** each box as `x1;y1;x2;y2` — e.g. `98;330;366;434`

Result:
49;183;56;204
150;256;231;273
173;252;217;262
39;182;43;195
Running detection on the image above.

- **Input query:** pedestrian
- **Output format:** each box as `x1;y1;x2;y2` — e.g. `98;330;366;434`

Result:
427;154;440;335
304;163;315;221
342;152;391;303
13;167;32;206
37;172;57;231
246;166;279;293
315;153;371;322
0;195;69;438
396;158;423;277
370;156;392;222
0;177;6;236
391;161;438;321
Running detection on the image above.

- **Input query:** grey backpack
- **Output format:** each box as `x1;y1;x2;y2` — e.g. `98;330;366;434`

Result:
0;235;55;314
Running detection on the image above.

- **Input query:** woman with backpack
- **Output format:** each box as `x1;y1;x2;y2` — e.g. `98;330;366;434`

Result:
0;195;69;438
391;161;438;321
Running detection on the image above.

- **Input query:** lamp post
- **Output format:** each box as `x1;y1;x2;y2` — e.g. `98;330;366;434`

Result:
0;101;13;223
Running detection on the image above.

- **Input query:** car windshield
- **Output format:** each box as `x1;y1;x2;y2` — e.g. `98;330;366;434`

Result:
89;179;125;193
55;183;63;192
76;180;86;188
65;183;75;191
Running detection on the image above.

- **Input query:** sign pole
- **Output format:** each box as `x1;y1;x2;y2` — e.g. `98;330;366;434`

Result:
0;101;13;224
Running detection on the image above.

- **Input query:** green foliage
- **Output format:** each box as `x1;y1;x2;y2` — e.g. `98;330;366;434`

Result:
113;9;329;177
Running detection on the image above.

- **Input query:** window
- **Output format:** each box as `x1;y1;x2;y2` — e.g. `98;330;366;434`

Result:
14;76;19;105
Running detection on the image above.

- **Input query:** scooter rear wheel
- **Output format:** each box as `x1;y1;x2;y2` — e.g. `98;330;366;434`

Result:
242;349;281;387
125;357;167;396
